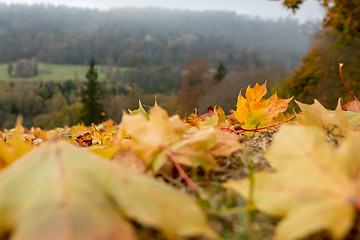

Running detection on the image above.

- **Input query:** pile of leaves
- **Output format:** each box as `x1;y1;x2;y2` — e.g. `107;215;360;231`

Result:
1;65;360;240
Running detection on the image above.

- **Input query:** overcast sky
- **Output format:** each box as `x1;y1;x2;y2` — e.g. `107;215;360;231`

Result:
0;0;325;23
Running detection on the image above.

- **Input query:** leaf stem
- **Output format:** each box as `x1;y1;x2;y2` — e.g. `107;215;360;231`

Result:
92;123;103;136
235;115;298;133
167;149;201;157
166;149;200;192
339;63;357;100
247;165;255;204
245;152;256;221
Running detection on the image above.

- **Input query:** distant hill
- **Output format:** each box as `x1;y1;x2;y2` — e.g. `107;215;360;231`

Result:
0;4;315;70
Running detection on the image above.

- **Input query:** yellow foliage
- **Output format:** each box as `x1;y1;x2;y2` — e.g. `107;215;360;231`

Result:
225;125;360;240
232;81;292;129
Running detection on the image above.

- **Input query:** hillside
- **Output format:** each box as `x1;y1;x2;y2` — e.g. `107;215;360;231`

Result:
0;3;318;130
0;4;314;70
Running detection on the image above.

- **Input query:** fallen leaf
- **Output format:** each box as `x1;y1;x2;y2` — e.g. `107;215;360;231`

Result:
296;99;360;135
113;150;146;174
120;106;187;166
152;127;219;172
344;112;360;130
232;81;292;129
128;100;149;119
88;146;117;159
185;106;219;129
217;105;227;123
342;99;352;111
0;118;32;168
344;99;360;112
200;106;216;120
198;108;219;128
0;140;218;240
225;113;240;126
75;132;93;147
225;125;360;240
212;130;243;158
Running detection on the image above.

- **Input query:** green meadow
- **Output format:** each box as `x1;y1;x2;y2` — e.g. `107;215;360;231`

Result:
0;62;116;81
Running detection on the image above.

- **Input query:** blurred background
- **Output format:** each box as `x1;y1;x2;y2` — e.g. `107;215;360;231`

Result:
0;0;357;129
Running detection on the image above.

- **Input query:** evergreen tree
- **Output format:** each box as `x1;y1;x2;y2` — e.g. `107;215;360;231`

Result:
81;58;106;125
7;63;13;77
214;62;227;82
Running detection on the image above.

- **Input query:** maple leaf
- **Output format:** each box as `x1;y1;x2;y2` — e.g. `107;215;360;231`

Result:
197;107;221;128
75;132;93;147
152;127;219;172
342;99;360;112
185;106;222;129
88;145;117;159
0;140;218;240
185;113;203;128
112;149;146;174
296;99;360;135
91;123;116;146
212;129;244;158
199;107;223;128
225;125;360;240
121;106;221;173
232;81;292;129
120;105;187;166
128;100;149;119
0;118;32;168
216;105;227;123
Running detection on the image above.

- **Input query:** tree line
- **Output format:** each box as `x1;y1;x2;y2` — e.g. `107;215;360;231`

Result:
0;58;286;129
0;4;313;71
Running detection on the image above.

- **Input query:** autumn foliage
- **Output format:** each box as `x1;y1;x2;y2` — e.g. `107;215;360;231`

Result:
279;0;360;108
232;81;292;129
2;72;360;239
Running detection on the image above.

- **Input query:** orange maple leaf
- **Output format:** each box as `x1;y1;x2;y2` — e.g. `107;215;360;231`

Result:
75;132;93;147
232;81;292;129
342;99;360;112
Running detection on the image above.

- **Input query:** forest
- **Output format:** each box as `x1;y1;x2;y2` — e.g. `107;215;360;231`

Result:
3;1;360;240
0;4;314;129
0;4;312;68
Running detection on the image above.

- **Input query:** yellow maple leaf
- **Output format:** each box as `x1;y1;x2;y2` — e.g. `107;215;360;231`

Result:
88;146;117;159
120;106;187;166
232;81;292;129
225;125;360;240
121;106;222;173
212;129;243;158
128;100;149;119
0;140;219;239
296;99;360;136
152;127;219;172
0;117;32;168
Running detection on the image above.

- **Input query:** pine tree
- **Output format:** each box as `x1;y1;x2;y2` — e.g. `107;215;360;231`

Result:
81;58;106;125
7;63;13;77
214;62;227;82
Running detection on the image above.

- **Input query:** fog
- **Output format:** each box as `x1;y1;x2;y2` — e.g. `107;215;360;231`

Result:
0;0;324;22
